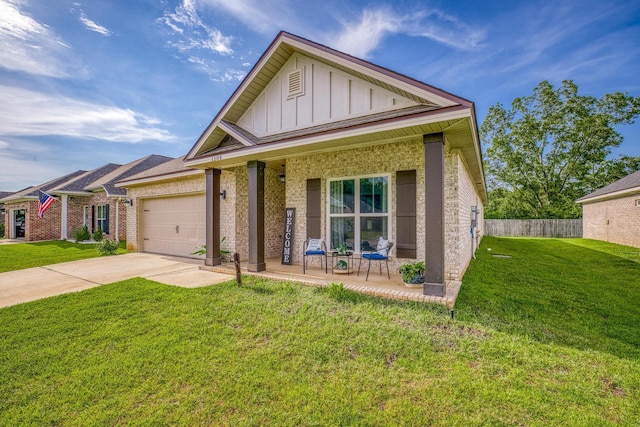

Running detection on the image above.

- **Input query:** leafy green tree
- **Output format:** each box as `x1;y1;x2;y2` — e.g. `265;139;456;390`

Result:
481;80;640;218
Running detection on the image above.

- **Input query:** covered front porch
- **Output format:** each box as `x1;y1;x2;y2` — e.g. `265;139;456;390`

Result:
201;257;461;308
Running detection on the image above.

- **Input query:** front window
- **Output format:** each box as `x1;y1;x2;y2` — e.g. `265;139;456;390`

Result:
328;175;389;252
97;205;107;232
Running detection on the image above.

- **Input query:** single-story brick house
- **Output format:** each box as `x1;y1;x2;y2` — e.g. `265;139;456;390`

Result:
1;155;171;242
576;169;640;248
118;32;487;296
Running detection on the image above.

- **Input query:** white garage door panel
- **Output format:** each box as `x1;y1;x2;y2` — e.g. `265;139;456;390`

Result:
141;195;205;258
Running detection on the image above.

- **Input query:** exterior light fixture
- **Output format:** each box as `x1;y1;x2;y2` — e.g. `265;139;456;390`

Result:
220;190;226;200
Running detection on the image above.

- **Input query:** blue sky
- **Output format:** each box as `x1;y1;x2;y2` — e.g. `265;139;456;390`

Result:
1;0;639;192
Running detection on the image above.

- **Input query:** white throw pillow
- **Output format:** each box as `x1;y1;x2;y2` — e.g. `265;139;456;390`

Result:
307;238;324;252
376;237;389;256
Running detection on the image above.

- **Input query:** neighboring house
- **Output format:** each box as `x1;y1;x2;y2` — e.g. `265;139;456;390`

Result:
1;155;171;242
118;32;487;296
0;191;14;236
576;169;640;248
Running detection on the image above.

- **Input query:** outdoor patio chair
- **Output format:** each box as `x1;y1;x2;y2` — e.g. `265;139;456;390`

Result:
357;237;394;280
303;238;327;274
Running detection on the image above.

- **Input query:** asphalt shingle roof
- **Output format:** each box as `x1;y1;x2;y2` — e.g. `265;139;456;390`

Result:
578;169;640;202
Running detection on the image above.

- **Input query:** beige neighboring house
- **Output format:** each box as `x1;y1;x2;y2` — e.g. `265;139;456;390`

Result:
117;31;487;296
576;169;640;248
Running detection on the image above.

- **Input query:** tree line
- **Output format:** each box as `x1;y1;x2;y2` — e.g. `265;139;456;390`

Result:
481;80;640;219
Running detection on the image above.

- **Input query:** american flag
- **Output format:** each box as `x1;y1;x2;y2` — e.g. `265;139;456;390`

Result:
38;190;56;218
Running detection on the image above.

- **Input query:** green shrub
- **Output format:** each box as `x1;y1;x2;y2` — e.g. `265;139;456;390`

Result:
96;238;119;256
92;228;103;242
0;223;4;238
73;225;90;242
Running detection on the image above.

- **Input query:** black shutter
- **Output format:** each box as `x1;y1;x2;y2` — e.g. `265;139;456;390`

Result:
104;204;110;234
91;205;95;233
396;170;416;258
306;178;321;239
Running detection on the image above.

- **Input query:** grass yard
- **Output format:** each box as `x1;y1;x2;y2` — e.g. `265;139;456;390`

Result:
0;240;126;272
0;237;639;425
456;237;640;360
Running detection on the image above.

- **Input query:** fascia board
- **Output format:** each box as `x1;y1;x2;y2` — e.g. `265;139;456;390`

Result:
185;107;472;168
576;186;640;204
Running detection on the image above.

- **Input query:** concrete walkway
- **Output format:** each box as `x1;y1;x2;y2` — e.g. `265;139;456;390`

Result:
0;253;233;308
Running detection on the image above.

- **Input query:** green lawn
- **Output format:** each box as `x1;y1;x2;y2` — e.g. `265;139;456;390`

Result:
456;237;640;360
0;240;126;272
0;238;639;425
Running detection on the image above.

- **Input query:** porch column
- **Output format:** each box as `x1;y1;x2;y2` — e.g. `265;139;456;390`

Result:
247;160;266;272
61;194;68;240
205;168;222;266
424;133;445;297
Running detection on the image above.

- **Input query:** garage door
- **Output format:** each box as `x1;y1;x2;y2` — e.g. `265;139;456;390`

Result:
141;194;205;258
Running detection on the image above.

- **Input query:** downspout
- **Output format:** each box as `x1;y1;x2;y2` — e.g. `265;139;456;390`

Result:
115;198;120;241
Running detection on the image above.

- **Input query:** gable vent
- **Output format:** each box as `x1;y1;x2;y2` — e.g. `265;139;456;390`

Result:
287;68;304;98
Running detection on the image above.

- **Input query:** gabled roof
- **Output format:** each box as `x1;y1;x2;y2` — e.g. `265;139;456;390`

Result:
116;155;203;188
85;154;173;196
186;31;472;161
576;169;640;203
0;170;87;203
49;163;122;195
182;31;486;201
0;191;14;200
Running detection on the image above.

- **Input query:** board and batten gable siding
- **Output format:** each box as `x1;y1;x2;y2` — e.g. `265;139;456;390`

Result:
236;52;418;137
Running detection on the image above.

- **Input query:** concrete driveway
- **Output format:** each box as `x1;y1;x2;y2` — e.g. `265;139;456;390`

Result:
0;253;233;308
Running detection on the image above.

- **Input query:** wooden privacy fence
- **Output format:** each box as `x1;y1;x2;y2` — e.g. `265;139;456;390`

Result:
484;219;583;238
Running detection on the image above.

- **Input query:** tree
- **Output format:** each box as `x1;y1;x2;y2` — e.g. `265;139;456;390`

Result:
481;80;640;218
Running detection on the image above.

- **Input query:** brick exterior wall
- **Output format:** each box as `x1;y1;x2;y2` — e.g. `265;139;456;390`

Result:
582;194;640;248
286;138;426;271
84;192;127;241
283;139;484;279
229;166;285;261
3;193;128;242
2;200;61;241
121;140;485;281
445;149;485;280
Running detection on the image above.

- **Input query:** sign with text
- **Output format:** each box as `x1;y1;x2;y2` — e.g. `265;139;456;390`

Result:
281;208;295;265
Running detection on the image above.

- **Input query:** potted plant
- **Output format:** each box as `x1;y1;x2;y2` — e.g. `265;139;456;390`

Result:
398;261;425;288
336;242;348;254
334;259;349;272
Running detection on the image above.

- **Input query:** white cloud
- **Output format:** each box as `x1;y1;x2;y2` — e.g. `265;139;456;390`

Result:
0;85;174;143
198;0;294;35
159;0;233;55
328;6;485;58
330;7;401;58
0;0;79;77
79;12;112;36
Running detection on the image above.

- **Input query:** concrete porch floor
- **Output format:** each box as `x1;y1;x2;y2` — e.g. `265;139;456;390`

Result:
201;257;461;308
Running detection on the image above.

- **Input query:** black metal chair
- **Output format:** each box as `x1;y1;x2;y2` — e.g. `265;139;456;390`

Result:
303;238;327;274
357;237;394;280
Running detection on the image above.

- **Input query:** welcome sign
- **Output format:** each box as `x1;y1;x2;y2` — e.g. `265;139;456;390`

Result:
281;208;295;265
